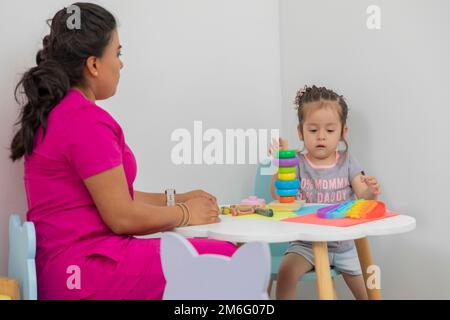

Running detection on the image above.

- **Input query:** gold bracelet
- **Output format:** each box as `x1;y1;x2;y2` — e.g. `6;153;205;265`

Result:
176;204;187;227
180;204;189;227
181;204;189;227
178;203;188;227
179;203;191;226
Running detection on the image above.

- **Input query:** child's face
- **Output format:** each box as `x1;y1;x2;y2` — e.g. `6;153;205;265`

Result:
298;102;347;160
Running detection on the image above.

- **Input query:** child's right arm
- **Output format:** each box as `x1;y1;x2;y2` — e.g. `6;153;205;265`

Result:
269;138;281;200
351;174;381;200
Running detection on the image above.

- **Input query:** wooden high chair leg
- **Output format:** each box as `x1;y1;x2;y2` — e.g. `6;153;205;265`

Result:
267;279;273;298
355;237;382;300
0;277;20;300
312;241;335;300
332;278;338;299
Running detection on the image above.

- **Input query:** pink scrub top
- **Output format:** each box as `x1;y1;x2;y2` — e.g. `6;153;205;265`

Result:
24;89;236;300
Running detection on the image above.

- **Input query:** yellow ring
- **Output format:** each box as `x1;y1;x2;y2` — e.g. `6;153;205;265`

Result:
278;173;296;180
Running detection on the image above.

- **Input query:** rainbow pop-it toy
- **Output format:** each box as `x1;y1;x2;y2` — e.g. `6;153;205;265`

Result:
316;200;386;220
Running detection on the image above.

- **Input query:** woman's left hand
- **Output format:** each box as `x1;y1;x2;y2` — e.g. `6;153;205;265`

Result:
176;189;218;205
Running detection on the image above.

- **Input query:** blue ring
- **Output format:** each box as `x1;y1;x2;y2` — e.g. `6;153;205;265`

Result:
275;179;300;190
276;189;298;197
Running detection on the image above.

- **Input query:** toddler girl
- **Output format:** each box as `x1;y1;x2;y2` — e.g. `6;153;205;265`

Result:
270;85;380;300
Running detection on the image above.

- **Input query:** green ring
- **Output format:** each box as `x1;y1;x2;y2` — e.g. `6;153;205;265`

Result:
277;149;297;158
278;166;296;174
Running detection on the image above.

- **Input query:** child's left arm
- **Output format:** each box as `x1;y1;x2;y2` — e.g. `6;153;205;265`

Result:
351;174;381;200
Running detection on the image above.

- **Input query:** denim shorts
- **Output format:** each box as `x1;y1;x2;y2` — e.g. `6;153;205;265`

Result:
285;241;362;276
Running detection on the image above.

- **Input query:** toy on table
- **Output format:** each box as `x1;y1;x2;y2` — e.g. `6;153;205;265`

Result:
268;139;304;213
220;200;274;218
316;199;386;219
240;196;266;206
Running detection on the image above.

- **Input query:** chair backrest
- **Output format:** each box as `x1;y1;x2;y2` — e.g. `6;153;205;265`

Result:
160;232;271;300
254;157;276;203
8;214;37;300
254;159;290;258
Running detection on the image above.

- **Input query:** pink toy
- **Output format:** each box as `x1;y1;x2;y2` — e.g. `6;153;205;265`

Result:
240;196;266;206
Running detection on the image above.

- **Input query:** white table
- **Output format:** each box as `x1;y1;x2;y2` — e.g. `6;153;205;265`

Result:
174;204;416;300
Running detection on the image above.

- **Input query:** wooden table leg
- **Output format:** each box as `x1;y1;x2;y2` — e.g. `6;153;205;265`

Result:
355;237;382;300
0;277;20;300
312;242;335;300
267;279;273;298
332;278;338;300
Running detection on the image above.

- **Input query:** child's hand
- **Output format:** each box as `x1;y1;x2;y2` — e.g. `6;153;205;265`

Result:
269;138;300;156
360;175;381;196
269;137;281;156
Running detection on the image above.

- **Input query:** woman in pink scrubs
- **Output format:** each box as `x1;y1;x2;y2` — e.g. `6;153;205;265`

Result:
10;3;236;300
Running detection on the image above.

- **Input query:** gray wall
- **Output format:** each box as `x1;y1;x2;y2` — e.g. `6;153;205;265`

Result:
279;0;450;299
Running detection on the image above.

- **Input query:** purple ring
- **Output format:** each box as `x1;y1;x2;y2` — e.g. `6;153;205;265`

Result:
277;156;299;167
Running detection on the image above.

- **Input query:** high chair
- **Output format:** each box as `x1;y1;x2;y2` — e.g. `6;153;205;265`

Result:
161;232;271;299
7;214;38;300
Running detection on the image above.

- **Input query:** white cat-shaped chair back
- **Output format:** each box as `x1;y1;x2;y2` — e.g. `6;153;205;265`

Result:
161;232;271;300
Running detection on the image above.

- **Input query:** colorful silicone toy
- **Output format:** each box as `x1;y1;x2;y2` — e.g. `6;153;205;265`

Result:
277;157;299;167
272;143;301;204
240;196;266;206
275;179;300;190
221;204;273;217
316;200;386;220
278;173;297;181
278;166;296;174
276;189;298;197
276;149;297;158
230;205;255;216
267;139;305;212
278;196;296;203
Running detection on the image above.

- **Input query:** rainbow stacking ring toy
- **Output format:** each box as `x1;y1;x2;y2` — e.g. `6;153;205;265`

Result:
273;149;300;203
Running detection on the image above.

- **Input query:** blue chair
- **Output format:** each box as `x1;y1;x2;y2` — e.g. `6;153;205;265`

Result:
254;158;340;297
8;214;38;300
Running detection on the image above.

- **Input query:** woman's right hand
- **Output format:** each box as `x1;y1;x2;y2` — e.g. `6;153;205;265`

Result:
184;197;220;225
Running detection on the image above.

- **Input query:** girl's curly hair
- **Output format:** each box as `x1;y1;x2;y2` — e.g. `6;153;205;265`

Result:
294;85;349;151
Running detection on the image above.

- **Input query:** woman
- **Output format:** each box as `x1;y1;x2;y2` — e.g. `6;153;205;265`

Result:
10;3;236;300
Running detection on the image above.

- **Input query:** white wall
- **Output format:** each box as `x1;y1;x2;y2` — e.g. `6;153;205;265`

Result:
279;0;450;299
2;0;449;299
0;0;282;276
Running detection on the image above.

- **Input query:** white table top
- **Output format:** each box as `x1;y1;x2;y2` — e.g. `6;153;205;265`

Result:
173;204;416;243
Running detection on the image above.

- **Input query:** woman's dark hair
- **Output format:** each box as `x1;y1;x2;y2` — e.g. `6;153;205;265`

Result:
10;2;116;161
294;85;349;151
